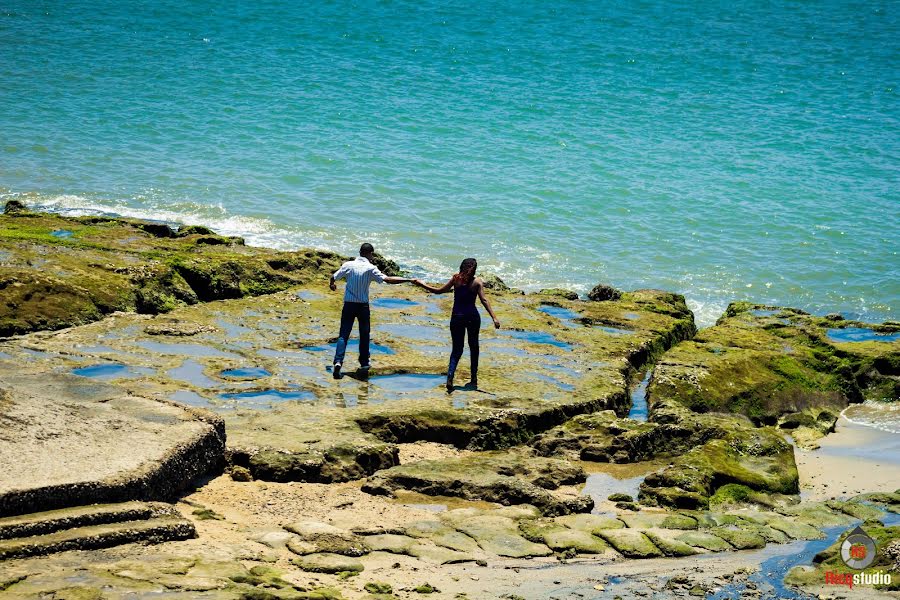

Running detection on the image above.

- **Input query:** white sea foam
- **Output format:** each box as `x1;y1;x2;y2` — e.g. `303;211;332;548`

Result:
841;402;900;435
0;192;878;330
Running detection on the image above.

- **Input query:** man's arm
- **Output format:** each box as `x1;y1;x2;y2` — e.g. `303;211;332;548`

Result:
384;276;414;285
330;264;348;291
370;265;412;285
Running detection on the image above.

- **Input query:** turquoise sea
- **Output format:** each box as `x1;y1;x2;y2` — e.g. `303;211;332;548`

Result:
1;1;897;325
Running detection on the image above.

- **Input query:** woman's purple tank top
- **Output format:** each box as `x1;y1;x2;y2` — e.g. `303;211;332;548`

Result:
452;282;479;317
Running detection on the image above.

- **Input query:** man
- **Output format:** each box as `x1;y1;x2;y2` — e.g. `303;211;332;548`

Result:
329;243;412;378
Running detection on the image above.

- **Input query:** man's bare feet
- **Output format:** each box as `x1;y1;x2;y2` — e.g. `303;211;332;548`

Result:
446;377;454;393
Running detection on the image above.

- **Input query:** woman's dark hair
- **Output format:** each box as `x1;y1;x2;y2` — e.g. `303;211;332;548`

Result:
452;258;478;286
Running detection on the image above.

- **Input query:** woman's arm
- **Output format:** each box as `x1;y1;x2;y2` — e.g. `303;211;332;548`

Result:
414;278;454;294
475;279;500;328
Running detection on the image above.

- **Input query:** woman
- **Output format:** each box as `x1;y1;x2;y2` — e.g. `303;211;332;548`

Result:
415;258;500;392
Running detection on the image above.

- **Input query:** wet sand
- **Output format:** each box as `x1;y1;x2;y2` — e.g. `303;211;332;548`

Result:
796;413;900;500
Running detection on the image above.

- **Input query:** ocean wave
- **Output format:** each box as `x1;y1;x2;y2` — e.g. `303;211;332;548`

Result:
841;402;900;435
0;190;890;330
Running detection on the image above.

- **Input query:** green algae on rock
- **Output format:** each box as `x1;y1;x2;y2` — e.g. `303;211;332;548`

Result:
638;425;799;510
362;449;592;516
0;203;344;337
649;303;899;424
785;523;900;591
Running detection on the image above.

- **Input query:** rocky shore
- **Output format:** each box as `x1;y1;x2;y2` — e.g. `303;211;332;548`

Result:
0;202;898;599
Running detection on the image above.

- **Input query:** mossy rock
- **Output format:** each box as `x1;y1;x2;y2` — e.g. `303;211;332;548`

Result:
542;529;610;554
764;518;823;541
284;521;370;557
362;451;591;516
413;583;439;594
291;553;364;574
407;543;475;565
708;484;754;507
639;426;798;510
650;304;900;446
787;524;900;591
674;530;733;552
619;513;697;530
608;493;633;503
776;503;854;528
734;520;790;544
357;534;414;555
643;530;699;556
537;288;579;301
826;500;885;521
709;526;766;550
597;529;663;558
453;515;552;558
555;513;625;533
588;284;623;302
0;210;348;336
404;520;480;553
3;200;27;214
364;583;393;594
519;518;609;554
480;273;510;291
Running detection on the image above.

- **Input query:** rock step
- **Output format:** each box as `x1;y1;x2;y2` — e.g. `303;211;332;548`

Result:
0;516;196;560
0;501;175;540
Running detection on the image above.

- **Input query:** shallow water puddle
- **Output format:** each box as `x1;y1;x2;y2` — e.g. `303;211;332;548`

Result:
377;322;445;342
545;363;580;378
581;472;647;513
302;339;394;355
827;327;900;343
594;325;634;336
257;347;302;359
168;359;219;388
532;372;575;391
295;290;322;301
283;364;324;379
628;370;651;421
215;318;251;339
623;312;640;320
220;367;272;379
410;343;448;355
72;363;154;379
482;340;530;357
707;523;850;599
219;388;315;405
371;297;419;309
50;229;73;238
77;344;118;354
369;373;445;392
169;390;216;409
501;329;573;350
136;340;240;358
538;304;580;327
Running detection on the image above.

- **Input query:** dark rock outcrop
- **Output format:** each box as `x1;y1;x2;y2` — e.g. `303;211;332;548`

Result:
588;284;623;302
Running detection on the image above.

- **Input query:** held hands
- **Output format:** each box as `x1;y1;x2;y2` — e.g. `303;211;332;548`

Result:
329;281;337;291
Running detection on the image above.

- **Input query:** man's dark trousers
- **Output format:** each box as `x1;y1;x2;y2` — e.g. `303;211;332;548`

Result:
334;301;370;367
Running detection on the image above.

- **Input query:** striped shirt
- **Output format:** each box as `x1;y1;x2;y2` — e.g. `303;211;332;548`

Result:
333;256;386;303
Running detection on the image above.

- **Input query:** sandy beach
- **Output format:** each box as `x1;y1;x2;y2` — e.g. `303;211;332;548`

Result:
797;414;900;501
